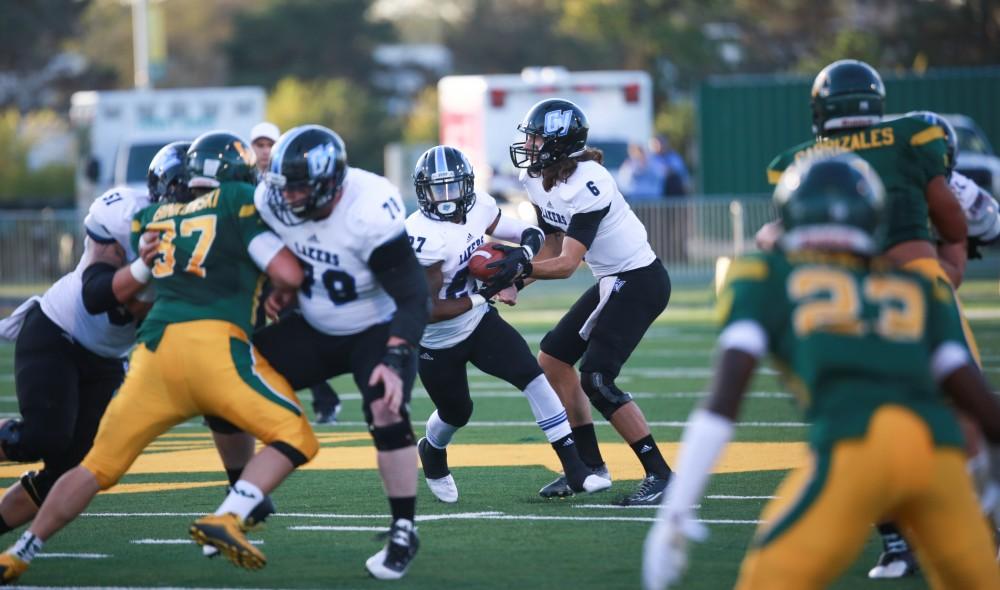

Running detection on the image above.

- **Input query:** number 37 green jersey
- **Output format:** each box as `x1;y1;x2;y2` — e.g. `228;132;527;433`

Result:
131;182;270;348
718;251;968;450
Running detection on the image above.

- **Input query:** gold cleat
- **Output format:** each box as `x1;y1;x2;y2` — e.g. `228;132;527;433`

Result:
0;553;28;585
189;513;266;570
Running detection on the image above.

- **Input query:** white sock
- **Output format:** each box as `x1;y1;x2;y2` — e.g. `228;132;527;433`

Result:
214;480;264;520
425;411;459;449
9;531;43;563
523;374;572;443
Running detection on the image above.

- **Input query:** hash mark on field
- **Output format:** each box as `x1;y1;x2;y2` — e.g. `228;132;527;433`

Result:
34;552;110;559
130;538;263;545
573;495;776;510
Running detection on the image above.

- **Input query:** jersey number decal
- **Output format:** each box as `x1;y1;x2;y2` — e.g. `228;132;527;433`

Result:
145;215;218;279
586;181;600;196
301;261;359;305
408;235;426;253
788;268;924;341
445;266;472;299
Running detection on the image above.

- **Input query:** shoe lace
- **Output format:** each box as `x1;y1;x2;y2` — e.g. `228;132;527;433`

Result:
631;475;659;499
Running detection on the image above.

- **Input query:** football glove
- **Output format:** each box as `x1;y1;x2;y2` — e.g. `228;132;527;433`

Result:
485;244;532;287
642;512;707;590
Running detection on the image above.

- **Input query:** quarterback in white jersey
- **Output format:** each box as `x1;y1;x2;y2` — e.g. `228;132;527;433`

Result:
251;125;429;580
405;145;610;504
950;171;1000;254
0;142;184;536
506;98;675;505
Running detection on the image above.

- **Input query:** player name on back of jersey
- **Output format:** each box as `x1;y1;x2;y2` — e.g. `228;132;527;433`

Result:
149;190;221;222
796;128;896;162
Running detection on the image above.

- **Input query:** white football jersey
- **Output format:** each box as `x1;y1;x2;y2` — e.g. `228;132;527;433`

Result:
405;192;500;349
950;171;1000;242
256;167;404;335
521;160;656;277
40;187;150;358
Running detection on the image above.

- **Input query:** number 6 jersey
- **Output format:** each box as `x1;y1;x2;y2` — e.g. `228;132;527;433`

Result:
255;167;405;335
404;192;500;349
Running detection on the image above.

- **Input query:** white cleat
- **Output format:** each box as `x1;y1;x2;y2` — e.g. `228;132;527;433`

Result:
425;474;459;503
203;544;219;558
581;474;612;494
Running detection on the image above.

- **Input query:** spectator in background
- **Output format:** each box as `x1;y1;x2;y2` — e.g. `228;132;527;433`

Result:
250;122;280;178
647;136;690;262
649;135;689;197
618;143;668;201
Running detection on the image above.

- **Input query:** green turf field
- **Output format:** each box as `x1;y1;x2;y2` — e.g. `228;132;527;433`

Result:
0;276;997;589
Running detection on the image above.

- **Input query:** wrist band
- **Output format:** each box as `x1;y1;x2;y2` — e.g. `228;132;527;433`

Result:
469;294;487;307
129;258;152;284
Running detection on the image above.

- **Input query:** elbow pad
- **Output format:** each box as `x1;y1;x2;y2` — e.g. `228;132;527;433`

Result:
371;233;431;345
81;263;120;314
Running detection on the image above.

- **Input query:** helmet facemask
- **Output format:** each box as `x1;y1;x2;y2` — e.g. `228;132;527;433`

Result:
415;172;475;222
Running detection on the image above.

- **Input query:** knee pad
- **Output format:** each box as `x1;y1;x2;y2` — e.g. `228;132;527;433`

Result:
370;419;415;451
205;415;244;435
580;371;633;420
19;470;51;507
0;419;51;463
438;400;473;429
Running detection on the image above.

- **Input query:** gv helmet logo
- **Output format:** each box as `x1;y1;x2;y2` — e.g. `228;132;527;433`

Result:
306;143;335;177
544;109;574;136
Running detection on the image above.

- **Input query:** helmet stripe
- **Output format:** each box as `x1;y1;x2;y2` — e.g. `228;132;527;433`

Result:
433;145;447;175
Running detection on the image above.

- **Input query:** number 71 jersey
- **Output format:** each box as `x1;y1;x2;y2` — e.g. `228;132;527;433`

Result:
255;167;404;335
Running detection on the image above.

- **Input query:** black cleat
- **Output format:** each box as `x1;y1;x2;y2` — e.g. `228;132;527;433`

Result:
365;518;420;580
539;464;611;498
617;473;670;506
868;550;919;578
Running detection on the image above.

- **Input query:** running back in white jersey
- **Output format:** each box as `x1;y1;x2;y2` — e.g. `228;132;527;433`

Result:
950;171;1000;243
405;192;500;349
39;187;151;358
521;160;656;277
256;167;405;335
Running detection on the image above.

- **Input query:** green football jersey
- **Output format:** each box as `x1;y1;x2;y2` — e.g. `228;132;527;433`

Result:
131;182;269;348
767;116;949;250
718;251;967;450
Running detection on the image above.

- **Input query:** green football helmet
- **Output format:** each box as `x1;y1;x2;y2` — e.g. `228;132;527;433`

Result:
811;60;885;135
186;131;257;194
774;154;885;255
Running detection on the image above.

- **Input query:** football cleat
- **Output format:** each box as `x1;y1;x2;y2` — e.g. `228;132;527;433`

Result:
539;464;611;498
618;473;671;506
418;438;458;503
868;550;919;579
0;553;27;585
189;513;266;570
365;518;419;580
204;492;276;558
314;404;341;425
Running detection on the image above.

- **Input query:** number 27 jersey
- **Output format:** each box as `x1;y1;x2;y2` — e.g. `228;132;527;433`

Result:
405;192;499;349
255;167;405;335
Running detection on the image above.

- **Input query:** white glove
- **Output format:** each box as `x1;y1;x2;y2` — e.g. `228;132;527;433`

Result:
642;512;708;590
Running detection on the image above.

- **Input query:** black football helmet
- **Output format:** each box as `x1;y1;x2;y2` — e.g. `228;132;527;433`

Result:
265;125;348;225
186;131;257;192
811;60;885;135
509;98;589;177
907;111;958;177
147;141;191;203
774;153;885;255
413;145;476;222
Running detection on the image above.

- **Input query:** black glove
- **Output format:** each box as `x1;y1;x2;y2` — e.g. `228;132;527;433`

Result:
486;244;533;287
476;278;507;300
968;237;984;260
380;343;413;376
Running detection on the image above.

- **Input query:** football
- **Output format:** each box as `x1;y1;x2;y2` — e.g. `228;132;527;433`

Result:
468;243;507;281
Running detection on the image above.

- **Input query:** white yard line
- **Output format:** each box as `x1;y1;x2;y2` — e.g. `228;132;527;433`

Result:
33;553;110;559
130;539;262;545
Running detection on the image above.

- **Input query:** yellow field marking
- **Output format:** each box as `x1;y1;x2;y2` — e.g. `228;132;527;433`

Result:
0;441;808;485
0;480;228;497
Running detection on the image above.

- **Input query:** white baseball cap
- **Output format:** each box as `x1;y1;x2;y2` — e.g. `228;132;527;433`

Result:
250;122;280;143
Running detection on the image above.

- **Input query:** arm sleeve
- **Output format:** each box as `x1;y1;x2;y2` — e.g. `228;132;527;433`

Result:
491;214;544;257
370;232;431;346
565;205;610;249
80;262;120;314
